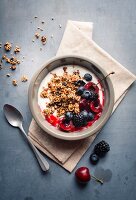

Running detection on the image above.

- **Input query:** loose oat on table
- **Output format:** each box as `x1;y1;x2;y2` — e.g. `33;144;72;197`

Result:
4;42;12;51
21;75;28;82
35;32;40;39
14;46;21;54
12;79;18;86
10;65;16;70
41;68;82;117
41;36;47;45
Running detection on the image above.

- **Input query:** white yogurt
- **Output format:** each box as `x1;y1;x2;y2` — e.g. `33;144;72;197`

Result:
38;65;104;114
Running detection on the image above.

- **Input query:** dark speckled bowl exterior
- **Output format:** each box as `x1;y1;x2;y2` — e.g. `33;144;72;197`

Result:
28;55;114;140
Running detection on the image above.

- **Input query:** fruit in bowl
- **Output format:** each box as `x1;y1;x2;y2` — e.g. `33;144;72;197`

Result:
38;65;104;132
28;56;114;140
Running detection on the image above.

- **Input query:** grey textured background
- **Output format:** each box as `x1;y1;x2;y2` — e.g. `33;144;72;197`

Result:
0;0;136;200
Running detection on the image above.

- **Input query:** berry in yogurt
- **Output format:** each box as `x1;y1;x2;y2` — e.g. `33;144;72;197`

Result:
38;65;104;132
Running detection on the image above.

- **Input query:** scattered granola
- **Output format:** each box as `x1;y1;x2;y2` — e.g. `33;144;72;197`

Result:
21;75;28;82
4;42;12;51
41;21;45;24
2;55;20;65
32;39;35;42
51;17;54;20
41;36;47;45
12;79;18;86
14;46;21;54
35;32;40;39
59;24;62;28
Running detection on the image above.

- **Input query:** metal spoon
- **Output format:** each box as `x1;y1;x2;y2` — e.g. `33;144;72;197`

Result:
3;104;49;172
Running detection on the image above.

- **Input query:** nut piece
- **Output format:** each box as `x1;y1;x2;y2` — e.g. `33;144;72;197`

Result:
10;65;16;70
12;79;18;86
35;32;40;39
4;42;12;51
14;46;21;53
41;36;47;45
21;75;28;82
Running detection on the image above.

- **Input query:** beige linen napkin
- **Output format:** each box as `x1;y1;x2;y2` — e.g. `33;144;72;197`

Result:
28;20;136;172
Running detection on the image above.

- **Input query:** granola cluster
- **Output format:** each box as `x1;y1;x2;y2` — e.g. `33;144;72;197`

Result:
14;46;21;54
4;42;12;51
41;67;82;117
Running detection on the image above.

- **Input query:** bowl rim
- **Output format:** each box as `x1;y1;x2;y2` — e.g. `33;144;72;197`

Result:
28;55;114;140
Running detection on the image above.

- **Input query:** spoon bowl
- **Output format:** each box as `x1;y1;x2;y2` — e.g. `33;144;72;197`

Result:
3;104;50;172
3;104;23;127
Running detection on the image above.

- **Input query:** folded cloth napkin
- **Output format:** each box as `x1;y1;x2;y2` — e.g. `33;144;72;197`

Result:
28;20;136;172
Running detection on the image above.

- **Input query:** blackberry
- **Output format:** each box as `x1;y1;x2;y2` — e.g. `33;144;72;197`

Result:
94;140;110;157
72;114;87;127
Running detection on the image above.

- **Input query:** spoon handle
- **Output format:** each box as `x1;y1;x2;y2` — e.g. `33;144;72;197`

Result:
20;124;49;172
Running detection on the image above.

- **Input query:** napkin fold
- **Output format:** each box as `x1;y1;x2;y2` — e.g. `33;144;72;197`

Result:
28;20;136;172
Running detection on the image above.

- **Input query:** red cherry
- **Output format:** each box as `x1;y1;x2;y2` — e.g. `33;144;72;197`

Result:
90;100;102;113
79;99;90;112
75;167;104;184
75;167;91;183
46;115;59;126
58;118;74;132
84;82;99;93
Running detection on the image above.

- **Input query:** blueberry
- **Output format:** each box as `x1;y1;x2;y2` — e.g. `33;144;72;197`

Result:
76;86;85;95
90;153;99;165
74;80;86;86
84;73;92;81
65;112;73;121
81;90;91;100
87;112;94;121
80;110;88;120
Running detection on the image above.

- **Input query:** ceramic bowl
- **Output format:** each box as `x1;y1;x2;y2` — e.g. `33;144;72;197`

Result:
28;55;114;140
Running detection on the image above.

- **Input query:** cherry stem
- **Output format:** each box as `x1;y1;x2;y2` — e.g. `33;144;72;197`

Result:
96;72;115;86
91;175;104;184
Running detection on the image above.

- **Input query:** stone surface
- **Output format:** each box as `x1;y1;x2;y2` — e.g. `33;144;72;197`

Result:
0;0;136;200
